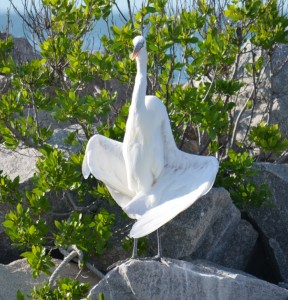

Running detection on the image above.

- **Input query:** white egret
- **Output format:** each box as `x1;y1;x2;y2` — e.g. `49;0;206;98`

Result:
82;36;219;259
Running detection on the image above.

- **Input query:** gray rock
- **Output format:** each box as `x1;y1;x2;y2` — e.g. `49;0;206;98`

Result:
22;108;72;130
48;123;86;155
0;124;85;184
0;231;22;264
248;163;288;282
0;186;24;263
87;259;288;300
0;258;99;300
0;74;10;94
0;144;39;183
0;145;43;265
0;34;40;94
270;44;288;97
235;42;288;145
10;35;40;64
0;33;39;64
89;203;133;271
0;125;85;263
149;188;258;271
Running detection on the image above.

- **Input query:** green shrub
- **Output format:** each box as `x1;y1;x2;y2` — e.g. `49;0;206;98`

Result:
0;0;287;297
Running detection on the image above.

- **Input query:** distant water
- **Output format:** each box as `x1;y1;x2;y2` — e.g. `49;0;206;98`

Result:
0;12;125;50
0;13;24;37
0;12;187;82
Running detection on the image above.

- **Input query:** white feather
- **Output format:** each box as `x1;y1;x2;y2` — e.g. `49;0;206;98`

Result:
82;134;133;209
130;190;205;239
82;35;219;242
82;150;90;179
126;148;218;237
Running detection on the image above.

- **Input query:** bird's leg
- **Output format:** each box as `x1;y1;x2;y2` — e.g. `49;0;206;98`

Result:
107;238;138;271
157;229;162;258
152;229;171;265
153;229;162;260
131;238;138;258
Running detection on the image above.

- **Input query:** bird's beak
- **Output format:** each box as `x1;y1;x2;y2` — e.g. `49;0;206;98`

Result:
130;41;144;60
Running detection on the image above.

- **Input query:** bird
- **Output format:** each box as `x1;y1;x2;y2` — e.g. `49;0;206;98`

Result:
82;35;219;259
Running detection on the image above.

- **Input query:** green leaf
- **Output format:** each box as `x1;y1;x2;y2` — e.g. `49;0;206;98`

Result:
21;251;34;261
2;220;14;229
189;36;199;43
16;290;25;300
148;43;158;51
29;225;36;235
111;26;121;35
1;67;11;73
146;6;157;13
16;203;23;215
224;4;242;22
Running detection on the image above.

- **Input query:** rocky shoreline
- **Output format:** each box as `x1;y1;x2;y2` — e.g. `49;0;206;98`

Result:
0;34;288;299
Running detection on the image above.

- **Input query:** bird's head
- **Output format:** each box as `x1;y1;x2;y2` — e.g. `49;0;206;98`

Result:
130;35;147;61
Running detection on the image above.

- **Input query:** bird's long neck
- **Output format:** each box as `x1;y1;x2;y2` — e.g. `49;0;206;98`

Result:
131;58;147;111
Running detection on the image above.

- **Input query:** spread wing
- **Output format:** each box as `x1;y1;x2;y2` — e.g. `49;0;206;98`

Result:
82;134;134;208
82;110;219;238
127;152;218;238
125;117;219;238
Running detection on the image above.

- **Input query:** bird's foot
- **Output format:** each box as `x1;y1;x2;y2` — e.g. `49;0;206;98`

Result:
151;255;170;266
107;257;138;271
137;255;170;266
152;254;162;262
107;256;171;271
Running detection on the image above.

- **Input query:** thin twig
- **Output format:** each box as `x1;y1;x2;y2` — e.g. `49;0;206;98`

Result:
5;121;41;149
229;48;270;149
65;191;99;213
49;245;82;287
113;2;127;22
198;135;211;155
127;0;134;29
8;0;33;31
59;246;105;280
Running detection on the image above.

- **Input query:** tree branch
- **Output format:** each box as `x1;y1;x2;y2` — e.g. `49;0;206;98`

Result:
5;121;41;149
127;0;134;29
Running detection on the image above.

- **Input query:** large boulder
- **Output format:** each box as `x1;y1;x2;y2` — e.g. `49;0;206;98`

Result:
87;259;288;300
0;33;39;66
235;42;288;147
0;125;86;263
0;144;39;184
88;188;258;272
10;35;40;64
148;188;258;271
0;124;85;184
48;123;86;155
269;44;288;132
0;145;40;263
0;33;40;94
0;258;99;300
247;163;288;283
0;192;23;263
89;201;133;271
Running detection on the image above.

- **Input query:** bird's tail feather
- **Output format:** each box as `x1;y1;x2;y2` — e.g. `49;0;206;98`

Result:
129;183;211;238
